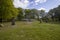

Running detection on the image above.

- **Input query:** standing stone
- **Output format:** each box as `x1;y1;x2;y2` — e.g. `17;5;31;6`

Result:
11;17;15;25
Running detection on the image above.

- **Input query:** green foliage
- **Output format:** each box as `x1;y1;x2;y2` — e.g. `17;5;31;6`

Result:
17;8;24;20
40;10;45;13
48;5;60;21
25;9;31;14
25;9;35;19
0;0;18;20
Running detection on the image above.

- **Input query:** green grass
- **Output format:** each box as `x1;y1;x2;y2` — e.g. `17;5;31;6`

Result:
0;21;60;40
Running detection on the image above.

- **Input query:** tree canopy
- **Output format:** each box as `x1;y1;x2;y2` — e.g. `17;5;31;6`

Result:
0;0;18;20
48;5;60;21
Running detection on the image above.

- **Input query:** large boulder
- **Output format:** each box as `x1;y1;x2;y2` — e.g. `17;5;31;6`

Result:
0;24;4;27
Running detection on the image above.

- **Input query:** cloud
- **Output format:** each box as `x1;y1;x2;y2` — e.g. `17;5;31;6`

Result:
57;0;60;1
35;0;47;3
37;7;49;12
34;0;47;6
13;0;29;9
38;7;46;10
24;0;29;3
13;0;47;9
35;0;40;2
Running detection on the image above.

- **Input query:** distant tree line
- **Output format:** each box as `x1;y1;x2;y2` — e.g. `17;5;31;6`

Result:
0;0;60;23
48;5;60;22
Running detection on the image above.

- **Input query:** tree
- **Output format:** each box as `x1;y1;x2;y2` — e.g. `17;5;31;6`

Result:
38;10;45;23
31;9;38;18
48;5;60;22
17;8;24;20
0;0;18;21
40;10;45;18
25;9;31;19
54;5;60;21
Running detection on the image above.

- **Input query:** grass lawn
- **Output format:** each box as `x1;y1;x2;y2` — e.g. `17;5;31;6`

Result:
0;21;60;40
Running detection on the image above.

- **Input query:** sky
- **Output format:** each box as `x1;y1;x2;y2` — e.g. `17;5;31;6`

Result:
13;0;60;12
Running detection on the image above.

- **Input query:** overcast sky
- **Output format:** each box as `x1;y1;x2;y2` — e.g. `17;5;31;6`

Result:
13;0;60;12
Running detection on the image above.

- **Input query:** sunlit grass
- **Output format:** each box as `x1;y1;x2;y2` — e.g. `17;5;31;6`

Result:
0;21;60;40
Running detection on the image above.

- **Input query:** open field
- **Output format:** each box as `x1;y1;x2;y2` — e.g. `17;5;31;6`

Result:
0;21;60;40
